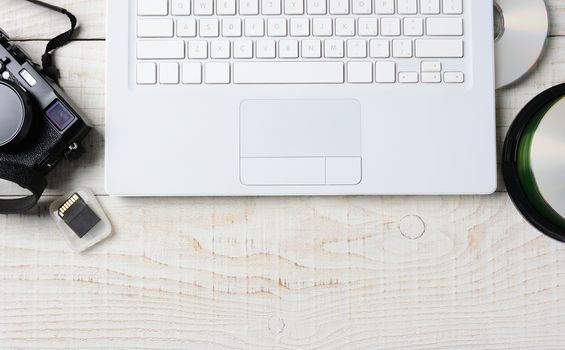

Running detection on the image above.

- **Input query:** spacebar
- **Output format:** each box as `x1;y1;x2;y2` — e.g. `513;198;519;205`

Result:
234;62;344;84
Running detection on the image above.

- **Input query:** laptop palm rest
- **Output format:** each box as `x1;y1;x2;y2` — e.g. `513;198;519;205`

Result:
240;99;362;186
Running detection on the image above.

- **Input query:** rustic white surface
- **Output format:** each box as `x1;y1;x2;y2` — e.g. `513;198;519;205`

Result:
1;1;564;349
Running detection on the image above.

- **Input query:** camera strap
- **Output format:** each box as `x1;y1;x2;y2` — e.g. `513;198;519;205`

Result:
0;162;47;214
24;0;77;82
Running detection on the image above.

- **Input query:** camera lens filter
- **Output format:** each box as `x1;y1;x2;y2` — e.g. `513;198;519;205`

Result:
0;80;31;147
503;83;565;242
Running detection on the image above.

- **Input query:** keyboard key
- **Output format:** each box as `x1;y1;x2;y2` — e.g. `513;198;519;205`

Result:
171;0;191;15
347;40;367;58
268;18;287;36
369;39;390;58
233;61;344;83
374;0;394;14
239;0;259;14
245;18;265;36
420;0;440;14
312;18;332;36
324;39;344;58
279;40;299;58
194;0;214;15
233;39;254;58
427;18;463;36
422;72;441;83
415;39;463;58
397;0;417;14
200;19;220;37
262;0;282;14
352;0;372;14
307;0;327;14
217;0;237;14
403;18;423;36
137;19;174;38
205;62;231;83
211;40;231;58
392;39;412;58
290;18;310;36
444;71;464;83
137;62;157;84
302;39;322;58
188;40;208;58
182;62;202;83
347;61;372;83
421;61;441;72
223;18;242;36
256;40;276;58
398;71;418;83
375;61;395;83
381;18;401;36
138;0;168;15
443;0;463;14
137;41;185;59
285;0;304;14
329;0;349;14
160;62;180;84
358;18;378;36
177;18;197;37
335;18;355;36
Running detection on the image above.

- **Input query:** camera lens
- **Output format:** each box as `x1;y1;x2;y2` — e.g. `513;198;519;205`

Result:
0;80;32;148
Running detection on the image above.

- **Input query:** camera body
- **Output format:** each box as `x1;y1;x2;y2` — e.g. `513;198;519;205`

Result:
0;30;91;174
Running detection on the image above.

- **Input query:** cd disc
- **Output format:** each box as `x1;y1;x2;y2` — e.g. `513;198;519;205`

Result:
516;97;565;229
529;96;565;221
495;0;549;89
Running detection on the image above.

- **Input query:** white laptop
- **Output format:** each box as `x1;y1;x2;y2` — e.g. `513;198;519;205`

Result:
106;0;496;196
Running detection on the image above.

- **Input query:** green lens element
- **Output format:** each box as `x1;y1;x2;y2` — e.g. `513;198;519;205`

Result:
516;99;565;228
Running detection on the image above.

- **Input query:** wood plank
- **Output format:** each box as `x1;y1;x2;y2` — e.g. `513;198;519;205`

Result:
1;2;565;349
1;0;105;40
548;0;565;36
1;194;564;349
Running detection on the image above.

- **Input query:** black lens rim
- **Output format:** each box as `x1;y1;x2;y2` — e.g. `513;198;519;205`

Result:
502;83;565;243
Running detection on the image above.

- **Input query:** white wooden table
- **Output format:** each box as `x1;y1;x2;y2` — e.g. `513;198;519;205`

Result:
1;1;565;349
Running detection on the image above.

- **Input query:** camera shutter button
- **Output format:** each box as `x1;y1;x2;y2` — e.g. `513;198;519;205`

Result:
0;80;33;148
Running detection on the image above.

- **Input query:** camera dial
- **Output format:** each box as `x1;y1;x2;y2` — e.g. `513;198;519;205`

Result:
0;80;33;148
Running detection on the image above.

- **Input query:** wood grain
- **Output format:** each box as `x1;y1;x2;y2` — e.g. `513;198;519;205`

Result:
1;1;565;349
1;0;105;40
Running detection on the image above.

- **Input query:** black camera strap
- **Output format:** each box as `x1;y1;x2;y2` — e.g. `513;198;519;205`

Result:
0;162;47;214
0;1;77;214
25;0;77;82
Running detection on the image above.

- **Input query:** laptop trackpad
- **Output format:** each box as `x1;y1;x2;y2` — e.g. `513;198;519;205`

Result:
240;99;362;185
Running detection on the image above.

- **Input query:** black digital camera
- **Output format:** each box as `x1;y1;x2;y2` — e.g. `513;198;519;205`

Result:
0;27;91;213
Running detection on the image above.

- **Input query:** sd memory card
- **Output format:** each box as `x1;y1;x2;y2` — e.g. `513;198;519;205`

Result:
50;188;112;253
58;193;101;238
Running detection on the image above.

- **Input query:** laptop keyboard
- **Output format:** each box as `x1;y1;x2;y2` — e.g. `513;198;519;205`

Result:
135;0;465;85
